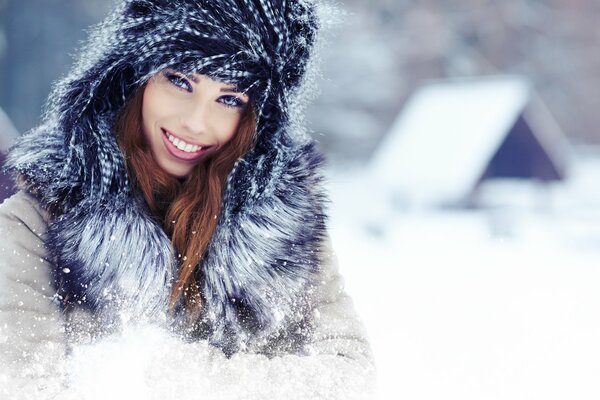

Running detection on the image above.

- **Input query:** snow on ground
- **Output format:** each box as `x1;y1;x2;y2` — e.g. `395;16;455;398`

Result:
326;156;600;400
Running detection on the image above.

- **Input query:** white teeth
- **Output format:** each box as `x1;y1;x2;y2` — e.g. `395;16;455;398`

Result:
165;130;203;153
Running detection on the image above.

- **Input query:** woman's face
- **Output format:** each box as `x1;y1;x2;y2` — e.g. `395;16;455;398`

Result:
142;70;249;178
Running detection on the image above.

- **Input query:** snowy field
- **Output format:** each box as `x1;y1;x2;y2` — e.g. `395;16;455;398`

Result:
327;156;600;400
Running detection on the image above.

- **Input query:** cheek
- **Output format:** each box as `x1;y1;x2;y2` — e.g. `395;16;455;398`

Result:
142;83;177;127
216;113;242;144
141;88;171;146
141;87;157;138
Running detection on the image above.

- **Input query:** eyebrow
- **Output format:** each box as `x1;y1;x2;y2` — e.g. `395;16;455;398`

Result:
221;87;250;100
220;87;243;94
182;71;245;95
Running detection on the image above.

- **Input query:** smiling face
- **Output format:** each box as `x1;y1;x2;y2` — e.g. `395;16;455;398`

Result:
141;70;249;178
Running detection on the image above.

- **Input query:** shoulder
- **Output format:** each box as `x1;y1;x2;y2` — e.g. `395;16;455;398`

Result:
0;190;58;310
0;194;66;384
0;190;50;238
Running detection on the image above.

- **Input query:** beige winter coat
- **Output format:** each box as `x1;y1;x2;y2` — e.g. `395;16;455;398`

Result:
0;191;376;399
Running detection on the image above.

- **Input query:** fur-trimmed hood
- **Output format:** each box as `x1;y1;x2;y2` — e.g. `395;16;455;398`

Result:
5;0;327;354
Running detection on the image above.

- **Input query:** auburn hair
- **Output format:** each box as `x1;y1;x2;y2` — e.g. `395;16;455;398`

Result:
115;83;257;319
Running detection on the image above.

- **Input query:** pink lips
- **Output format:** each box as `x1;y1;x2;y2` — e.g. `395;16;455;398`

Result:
161;128;212;161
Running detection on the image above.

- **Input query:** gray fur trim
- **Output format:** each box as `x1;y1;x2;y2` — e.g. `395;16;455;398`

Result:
201;140;327;351
47;197;174;320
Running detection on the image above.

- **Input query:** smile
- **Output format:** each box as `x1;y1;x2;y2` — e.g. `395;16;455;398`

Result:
161;128;213;161
161;128;212;153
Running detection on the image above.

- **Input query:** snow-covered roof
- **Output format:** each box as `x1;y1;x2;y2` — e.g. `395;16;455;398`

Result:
369;75;568;207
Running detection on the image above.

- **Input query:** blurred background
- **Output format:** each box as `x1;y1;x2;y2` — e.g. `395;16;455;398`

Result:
3;0;600;399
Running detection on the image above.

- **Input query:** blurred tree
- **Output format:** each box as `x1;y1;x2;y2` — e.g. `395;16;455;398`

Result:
0;0;6;58
0;0;114;134
309;0;600;164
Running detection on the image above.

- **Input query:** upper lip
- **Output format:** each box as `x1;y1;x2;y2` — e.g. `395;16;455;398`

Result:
161;128;213;148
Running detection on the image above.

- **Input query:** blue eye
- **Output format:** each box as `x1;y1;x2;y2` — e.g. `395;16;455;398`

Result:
164;72;192;92
219;96;246;109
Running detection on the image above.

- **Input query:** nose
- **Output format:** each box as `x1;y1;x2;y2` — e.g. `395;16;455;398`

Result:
180;99;209;135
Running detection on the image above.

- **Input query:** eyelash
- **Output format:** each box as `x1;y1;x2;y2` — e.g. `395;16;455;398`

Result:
163;71;246;109
165;72;192;92
219;96;245;109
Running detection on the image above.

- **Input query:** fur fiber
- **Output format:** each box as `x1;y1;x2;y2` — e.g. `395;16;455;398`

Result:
5;0;327;354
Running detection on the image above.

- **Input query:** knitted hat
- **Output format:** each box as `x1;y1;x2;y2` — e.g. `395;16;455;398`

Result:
81;0;318;129
11;0;319;205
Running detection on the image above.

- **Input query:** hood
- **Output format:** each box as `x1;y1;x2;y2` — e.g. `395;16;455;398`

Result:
5;0;327;354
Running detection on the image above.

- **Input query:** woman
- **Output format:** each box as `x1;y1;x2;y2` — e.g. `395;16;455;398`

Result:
0;0;375;398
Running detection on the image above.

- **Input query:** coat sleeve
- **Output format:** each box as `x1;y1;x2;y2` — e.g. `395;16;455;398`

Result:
0;191;67;397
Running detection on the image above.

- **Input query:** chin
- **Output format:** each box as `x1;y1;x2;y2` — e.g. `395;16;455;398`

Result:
158;160;194;178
